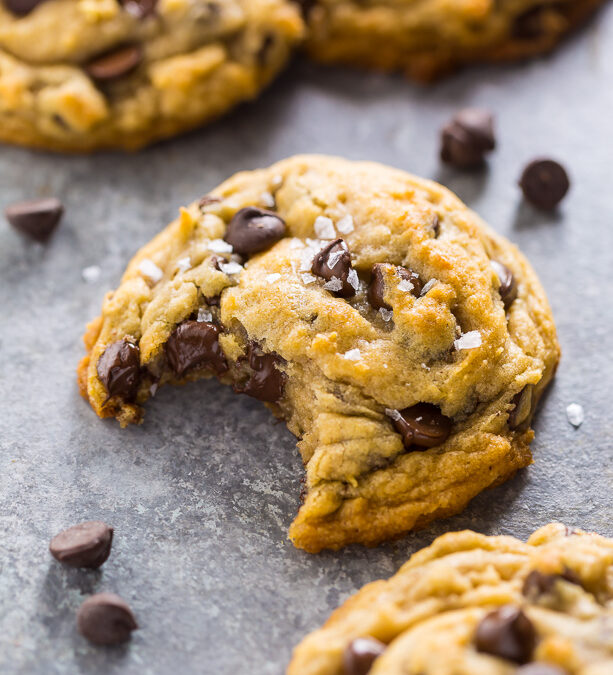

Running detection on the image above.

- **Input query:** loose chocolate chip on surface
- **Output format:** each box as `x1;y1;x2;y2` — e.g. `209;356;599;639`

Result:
85;45;143;81
77;593;137;646
5;197;63;243
368;263;423;310
519;159;570;210
440;108;495;169
97;339;141;401
311;238;356;298
49;521;113;569
508;385;534;431
491;260;518;309
516;664;568;675
343;637;385;675
224;207;286;256
120;0;156;18
391;403;452;449
475;605;536;664
237;344;286;403
166;320;227;377
3;0;47;15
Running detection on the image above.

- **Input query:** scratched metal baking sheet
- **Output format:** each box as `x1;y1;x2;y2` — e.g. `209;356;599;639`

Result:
1;7;612;673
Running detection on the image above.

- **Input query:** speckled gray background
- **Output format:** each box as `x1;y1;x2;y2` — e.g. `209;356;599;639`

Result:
1;7;613;673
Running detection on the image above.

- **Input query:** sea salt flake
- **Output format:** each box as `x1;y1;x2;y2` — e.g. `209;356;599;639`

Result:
208;239;233;253
301;273;317;285
379;308;393;322
420;278;438;296
138;259;163;283
326;249;344;270
266;273;281;284
566;403;584;428
260;191;275;208
336;214;354;234
397;279;414;293
149;382;159;397
271;174;283;188
289;238;304;249
299;253;314;272
385;408;402;422
454;330;482;350
314;216;336;240
343;348;361;361
81;265;101;283
176;256;191;273
219;261;243;275
323;277;343;292
197;308;213;323
347;268;360;291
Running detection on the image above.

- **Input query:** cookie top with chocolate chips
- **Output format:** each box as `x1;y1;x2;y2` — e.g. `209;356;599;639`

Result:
78;155;559;552
289;523;613;675
0;0;303;151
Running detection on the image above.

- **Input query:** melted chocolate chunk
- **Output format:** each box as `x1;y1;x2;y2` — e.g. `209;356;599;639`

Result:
77;593;137;646
311;238;356;298
440;108;496;169
97;339;141;401
237;344;286;402
475;605;536;664
5;197;63;243
224;207;286;256
368;263;422;310
491;260;518;309
519;159;570;210
85;45;143;81
49;521;113;569
391;403;452;449
166;321;227;377
522;569;581;601
508;385;534;431
342;637;386;675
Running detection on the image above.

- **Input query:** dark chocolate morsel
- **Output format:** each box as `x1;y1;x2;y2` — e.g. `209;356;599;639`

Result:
342;637;386;675
5;197;63;243
491;260;518;309
368;263;422;310
391;403;452;449
166;320;227;377
119;0;157;18
49;521;113;569
508;385;534;431
475;605;536;664
3;0;48;15
77;593;137;646
516;664;568;675
519;159;570;210
522;569;581;601
85;45;143;81
224;207;286;256
97;339;141;401
440;108;495;169
311;238;356;298
237;344;286;403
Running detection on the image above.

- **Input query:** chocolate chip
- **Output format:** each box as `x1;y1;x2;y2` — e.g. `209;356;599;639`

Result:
519;159;570;210
391;403;452;449
224;207;286;256
311;239;356;298
77;593;137;646
237;344;286;403
342;637;385;675
475;606;536;664
166;321;227;377
508;385;534;431
3;0;47;15
97;339;141;401
85;45;143;81
513;6;556;39
119;0;156;18
516;664;568;675
522;569;581;601
491;260;518;309
368;263;421;310
49;521;113;569
5;197;63;243
440;108;495;169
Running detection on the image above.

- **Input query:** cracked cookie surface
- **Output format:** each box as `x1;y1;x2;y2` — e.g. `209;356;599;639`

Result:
302;0;606;81
0;0;302;151
288;523;613;674
78;155;559;552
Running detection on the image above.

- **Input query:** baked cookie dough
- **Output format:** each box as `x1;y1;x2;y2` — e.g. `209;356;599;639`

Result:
302;0;606;82
289;523;613;674
0;0;303;151
78;155;559;552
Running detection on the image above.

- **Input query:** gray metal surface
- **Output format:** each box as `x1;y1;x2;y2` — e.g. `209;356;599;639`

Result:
1;7;613;673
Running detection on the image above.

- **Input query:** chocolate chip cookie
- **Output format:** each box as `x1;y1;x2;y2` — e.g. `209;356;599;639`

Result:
302;0;605;82
289;523;613;674
0;0;303;151
78;155;559;552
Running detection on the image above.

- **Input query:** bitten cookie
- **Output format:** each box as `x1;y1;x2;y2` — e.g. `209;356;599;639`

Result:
288;523;613;674
302;0;605;82
78;155;559;552
0;0;303;151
